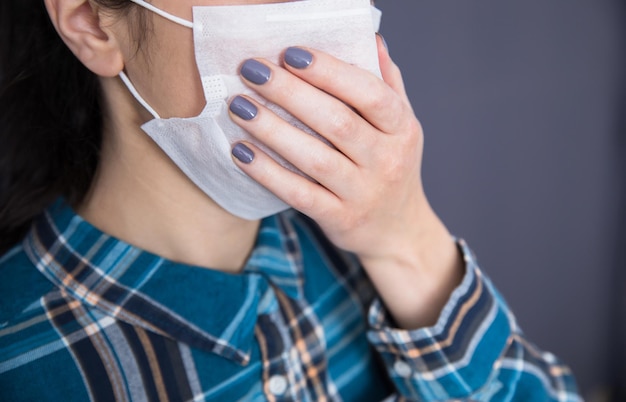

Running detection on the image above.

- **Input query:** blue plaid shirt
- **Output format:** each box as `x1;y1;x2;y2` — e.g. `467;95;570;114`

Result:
0;199;579;401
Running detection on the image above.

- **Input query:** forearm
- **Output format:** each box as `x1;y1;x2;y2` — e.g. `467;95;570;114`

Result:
359;202;464;329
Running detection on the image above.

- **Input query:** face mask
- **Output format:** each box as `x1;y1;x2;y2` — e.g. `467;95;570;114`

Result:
122;0;383;220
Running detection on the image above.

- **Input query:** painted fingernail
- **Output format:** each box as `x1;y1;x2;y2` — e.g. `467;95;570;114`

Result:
376;32;389;52
240;59;271;85
232;143;255;164
229;96;258;120
284;47;313;69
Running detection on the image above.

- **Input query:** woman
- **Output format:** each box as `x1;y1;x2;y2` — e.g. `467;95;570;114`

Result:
0;0;580;400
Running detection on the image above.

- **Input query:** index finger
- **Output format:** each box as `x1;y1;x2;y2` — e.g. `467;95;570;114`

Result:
282;46;410;135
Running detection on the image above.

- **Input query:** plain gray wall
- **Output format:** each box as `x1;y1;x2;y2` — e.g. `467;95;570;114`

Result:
376;0;624;398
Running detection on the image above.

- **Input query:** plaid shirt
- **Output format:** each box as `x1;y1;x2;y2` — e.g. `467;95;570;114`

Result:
0;200;580;401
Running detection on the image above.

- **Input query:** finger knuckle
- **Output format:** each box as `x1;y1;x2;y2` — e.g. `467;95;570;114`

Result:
328;110;356;139
289;185;315;211
308;151;337;177
406;116;423;137
273;76;298;104
394;116;423;151
334;210;357;234
364;81;393;111
382;153;410;183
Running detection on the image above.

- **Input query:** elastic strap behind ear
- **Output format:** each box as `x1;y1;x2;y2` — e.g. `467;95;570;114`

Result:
128;0;193;28
119;71;161;119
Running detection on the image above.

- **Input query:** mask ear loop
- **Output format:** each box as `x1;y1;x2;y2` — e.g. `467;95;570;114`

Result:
122;1;194;119
128;0;194;28
119;71;161;120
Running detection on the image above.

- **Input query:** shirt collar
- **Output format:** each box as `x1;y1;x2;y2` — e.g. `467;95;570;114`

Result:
24;199;304;365
244;212;305;300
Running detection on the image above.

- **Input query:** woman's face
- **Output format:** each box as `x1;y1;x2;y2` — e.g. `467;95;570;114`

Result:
120;0;293;120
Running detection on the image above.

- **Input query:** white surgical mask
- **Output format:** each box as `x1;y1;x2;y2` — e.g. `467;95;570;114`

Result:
122;0;383;220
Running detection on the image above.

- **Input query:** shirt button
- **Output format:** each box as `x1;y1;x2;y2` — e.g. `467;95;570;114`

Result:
268;374;288;396
393;360;413;378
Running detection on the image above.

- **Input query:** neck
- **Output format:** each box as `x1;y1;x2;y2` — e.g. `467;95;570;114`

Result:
77;76;259;273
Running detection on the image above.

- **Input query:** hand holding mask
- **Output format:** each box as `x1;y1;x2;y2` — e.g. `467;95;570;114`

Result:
121;0;382;220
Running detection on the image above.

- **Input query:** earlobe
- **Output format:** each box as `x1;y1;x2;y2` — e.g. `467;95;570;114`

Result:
44;0;125;77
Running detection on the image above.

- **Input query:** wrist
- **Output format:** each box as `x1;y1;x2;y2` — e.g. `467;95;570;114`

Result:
359;206;464;329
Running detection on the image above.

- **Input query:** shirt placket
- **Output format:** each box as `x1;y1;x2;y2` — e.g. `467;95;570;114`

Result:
256;313;298;402
255;286;341;402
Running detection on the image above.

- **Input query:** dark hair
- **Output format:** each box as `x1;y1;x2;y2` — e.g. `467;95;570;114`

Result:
0;0;144;253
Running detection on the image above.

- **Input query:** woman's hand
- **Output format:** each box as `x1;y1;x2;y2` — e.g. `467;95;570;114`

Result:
230;36;463;329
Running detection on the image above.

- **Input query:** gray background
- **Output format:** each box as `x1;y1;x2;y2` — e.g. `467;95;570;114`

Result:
376;1;625;399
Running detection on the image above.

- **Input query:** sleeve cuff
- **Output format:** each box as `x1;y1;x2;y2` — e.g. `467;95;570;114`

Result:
366;239;515;400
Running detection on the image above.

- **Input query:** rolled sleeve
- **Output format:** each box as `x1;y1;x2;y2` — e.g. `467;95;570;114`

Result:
367;239;579;401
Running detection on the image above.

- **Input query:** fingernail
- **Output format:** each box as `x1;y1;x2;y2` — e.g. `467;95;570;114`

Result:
229;96;258;120
284;47;313;69
232;143;255;164
240;59;271;85
376;32;389;52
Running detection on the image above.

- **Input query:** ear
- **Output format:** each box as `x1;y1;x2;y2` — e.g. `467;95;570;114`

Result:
44;0;125;77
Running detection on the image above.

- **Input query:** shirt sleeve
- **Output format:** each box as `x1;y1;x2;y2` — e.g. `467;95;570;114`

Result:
366;239;581;402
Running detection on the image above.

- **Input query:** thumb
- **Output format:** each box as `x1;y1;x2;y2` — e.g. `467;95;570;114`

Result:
376;33;411;106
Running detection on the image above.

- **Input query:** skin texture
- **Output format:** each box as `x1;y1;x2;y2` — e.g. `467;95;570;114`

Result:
43;0;463;329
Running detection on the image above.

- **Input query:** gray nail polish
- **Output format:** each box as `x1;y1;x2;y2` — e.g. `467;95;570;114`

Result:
376;32;389;52
240;59;271;85
232;143;255;164
229;96;258;120
284;47;313;69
